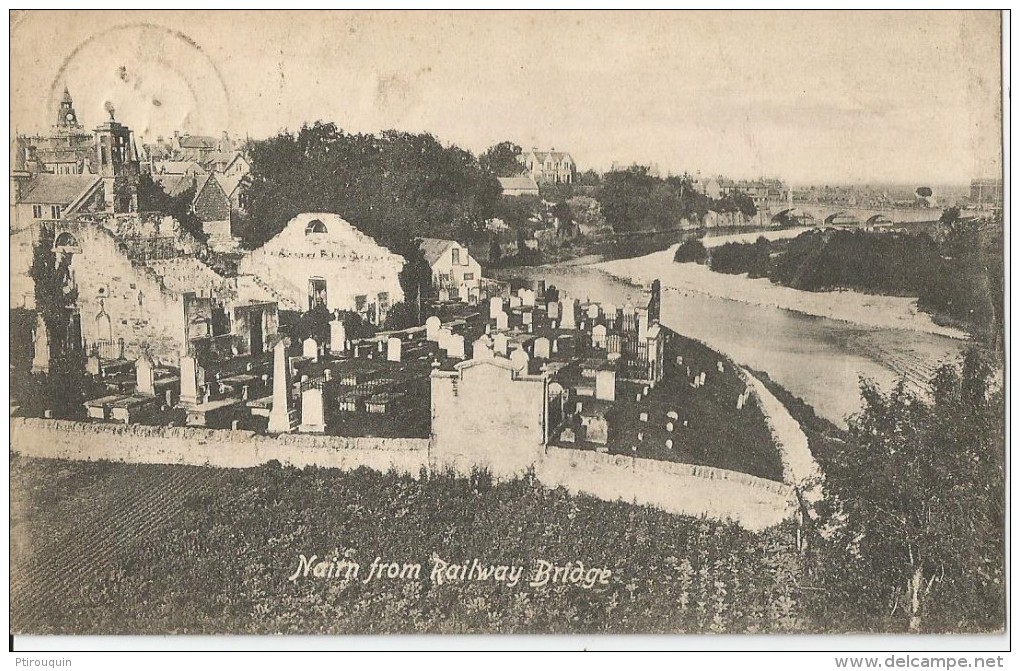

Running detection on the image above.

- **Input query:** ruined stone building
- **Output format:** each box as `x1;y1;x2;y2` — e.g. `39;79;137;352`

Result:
238;212;405;324
13;213;280;367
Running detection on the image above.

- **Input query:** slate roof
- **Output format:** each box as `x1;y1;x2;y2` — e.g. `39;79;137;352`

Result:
153;173;196;198
418;237;456;266
19;173;101;206
214;171;245;198
497;176;539;192
178;135;219;150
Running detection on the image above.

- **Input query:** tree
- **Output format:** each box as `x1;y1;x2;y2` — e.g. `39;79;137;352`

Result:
394;242;433;325
811;349;1004;632
136;173;208;243
479;141;526;177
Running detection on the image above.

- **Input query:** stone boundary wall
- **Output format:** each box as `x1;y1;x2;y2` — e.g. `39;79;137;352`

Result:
10;418;799;531
536;447;798;532
10;418;428;474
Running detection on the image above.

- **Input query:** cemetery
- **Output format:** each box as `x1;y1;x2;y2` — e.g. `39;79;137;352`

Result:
13;274;787;484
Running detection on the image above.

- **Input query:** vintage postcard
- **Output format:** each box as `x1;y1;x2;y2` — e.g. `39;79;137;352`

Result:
8;9;1006;651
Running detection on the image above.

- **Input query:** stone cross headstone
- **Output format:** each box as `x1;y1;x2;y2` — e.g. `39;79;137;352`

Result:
387;336;402;362
135;353;156;396
268;337;294;433
303;337;319;362
299;387;325;433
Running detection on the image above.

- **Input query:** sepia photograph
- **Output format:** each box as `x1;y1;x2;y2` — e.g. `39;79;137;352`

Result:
7;8;1007;651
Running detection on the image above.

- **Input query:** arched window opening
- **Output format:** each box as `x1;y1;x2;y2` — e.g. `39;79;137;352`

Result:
305;219;327;235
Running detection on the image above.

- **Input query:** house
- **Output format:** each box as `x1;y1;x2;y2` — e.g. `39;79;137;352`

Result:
418;237;483;303
238;212;404;323
497;175;540;197
517;149;576;185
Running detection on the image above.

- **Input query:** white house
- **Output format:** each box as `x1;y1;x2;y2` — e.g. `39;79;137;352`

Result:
238;212;405;323
418;237;483;303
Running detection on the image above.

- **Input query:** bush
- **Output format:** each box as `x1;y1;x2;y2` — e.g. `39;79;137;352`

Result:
673;239;708;263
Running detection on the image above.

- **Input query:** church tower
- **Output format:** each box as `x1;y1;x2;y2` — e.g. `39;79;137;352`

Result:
55;85;82;130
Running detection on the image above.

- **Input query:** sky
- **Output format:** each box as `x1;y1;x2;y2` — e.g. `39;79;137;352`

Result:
9;10;1004;185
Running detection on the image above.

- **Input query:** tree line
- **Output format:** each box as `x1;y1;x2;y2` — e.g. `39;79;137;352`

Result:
699;211;1002;340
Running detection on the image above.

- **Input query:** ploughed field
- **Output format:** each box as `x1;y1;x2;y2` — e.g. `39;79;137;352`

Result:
10;455;807;634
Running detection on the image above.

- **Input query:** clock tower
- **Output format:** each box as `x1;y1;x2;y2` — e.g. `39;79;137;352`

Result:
55;85;81;130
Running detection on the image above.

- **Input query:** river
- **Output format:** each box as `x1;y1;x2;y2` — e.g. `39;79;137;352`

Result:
498;244;966;428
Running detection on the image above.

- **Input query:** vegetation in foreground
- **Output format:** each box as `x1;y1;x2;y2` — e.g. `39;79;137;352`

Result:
11;457;805;635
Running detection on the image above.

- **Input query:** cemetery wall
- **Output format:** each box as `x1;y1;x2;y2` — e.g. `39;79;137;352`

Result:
10;418;428;474
536;446;798;532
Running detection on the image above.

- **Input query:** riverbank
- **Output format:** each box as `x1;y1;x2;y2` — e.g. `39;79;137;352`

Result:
596;244;968;340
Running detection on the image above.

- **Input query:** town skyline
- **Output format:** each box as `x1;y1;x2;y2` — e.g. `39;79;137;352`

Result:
10;10;1003;186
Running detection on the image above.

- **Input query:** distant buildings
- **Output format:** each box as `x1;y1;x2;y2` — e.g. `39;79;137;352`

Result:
11;87;141;231
517;149;576;185
237;212;404;324
418;237;484;303
970;178;1002;208
497;175;540;197
145;133;251;248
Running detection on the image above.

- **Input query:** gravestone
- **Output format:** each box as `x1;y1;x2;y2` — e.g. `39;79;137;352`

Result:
591;324;608;349
135;353;156;396
489;296;504;318
510;348;530;374
268;337;294;433
560;426;576;443
387;336;402;362
425;315;442;342
522;310;533;326
509;295;522;309
547;301;560;320
31;314;49;374
299;387;325;433
303;337;319;362
446;333;466;359
494;310;509;330
587;303;600;320
492;333;509;356
533;337;551;360
473;336;494;360
561;298;577;329
521;289;536;307
179;356;204;407
329;318;347;354
595;369;616;402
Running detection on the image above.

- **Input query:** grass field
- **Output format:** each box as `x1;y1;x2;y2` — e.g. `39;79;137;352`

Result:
11;455;808;634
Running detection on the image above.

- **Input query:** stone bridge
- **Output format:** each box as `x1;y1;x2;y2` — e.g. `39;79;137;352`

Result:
761;203;943;227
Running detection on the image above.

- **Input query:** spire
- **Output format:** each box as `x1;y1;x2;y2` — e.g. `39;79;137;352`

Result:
56;84;80;129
